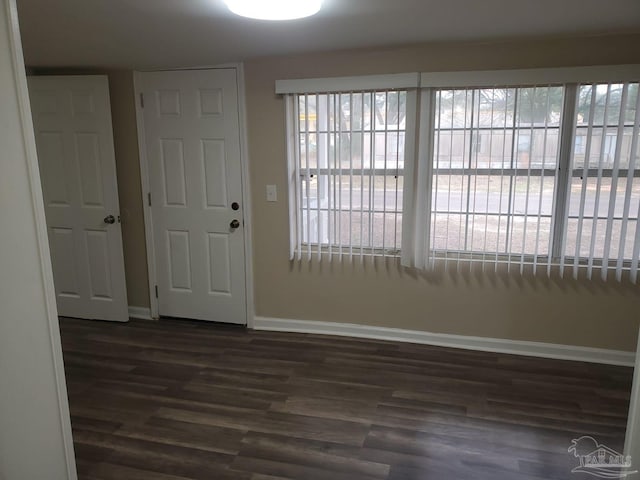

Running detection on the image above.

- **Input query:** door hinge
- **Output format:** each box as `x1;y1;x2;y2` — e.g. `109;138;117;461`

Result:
140;93;144;108
155;285;158;298
148;192;152;206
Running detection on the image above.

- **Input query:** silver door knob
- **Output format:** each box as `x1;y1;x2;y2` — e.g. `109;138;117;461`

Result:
230;219;240;229
104;215;116;224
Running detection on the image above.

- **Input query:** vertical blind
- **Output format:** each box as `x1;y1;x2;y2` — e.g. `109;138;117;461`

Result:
280;69;640;282
407;81;640;281
565;82;640;281
285;90;409;261
427;85;564;274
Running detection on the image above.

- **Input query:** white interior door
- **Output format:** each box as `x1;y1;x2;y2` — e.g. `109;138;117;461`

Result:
28;75;129;322
138;69;247;325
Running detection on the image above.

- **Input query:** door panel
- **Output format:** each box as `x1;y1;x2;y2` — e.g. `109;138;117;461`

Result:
50;227;79;297
29;75;129;322
203;139;228;208
139;69;246;324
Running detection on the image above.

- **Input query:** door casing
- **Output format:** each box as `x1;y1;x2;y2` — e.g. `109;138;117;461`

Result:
134;64;254;326
3;0;77;475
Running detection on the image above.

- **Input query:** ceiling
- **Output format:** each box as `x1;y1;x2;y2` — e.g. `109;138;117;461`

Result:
17;0;640;69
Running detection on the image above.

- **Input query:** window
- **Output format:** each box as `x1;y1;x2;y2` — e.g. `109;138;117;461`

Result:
575;135;587;155
565;82;640;280
431;86;563;265
288;89;409;258
425;80;640;279
279;68;640;282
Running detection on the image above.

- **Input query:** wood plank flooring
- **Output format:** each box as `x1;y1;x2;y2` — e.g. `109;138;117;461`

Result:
59;317;633;480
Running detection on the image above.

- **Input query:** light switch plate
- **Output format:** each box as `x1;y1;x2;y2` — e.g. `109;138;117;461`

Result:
266;184;277;202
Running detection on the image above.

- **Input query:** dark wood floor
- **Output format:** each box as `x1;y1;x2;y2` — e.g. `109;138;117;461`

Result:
60;317;633;480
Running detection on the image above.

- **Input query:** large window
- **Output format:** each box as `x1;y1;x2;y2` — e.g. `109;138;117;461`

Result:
280;68;640;282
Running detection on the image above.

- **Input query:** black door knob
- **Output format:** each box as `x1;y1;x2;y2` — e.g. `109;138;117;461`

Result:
104;215;116;224
230;219;240;229
231;202;240;211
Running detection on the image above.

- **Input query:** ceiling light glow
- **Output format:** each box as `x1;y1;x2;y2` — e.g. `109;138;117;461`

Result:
224;0;323;20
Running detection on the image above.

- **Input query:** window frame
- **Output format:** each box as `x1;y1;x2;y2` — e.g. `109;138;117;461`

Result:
285;87;415;260
428;85;565;265
416;68;640;273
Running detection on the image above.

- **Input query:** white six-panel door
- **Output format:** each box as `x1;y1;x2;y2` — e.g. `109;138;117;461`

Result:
28;75;129;322
138;69;247;325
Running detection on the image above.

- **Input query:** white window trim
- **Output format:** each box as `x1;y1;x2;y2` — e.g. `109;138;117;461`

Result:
276;73;419;94
420;65;640;88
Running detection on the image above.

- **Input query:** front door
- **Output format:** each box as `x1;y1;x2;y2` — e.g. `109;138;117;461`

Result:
137;69;247;325
28;75;129;322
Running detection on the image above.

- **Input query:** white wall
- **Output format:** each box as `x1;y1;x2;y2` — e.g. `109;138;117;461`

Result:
0;0;76;478
626;332;640;468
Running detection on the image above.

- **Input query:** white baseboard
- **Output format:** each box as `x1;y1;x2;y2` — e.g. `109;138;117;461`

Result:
253;316;635;367
128;306;154;321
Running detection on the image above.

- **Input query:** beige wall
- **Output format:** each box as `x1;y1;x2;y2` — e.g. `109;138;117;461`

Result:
242;33;640;352
97;34;640;351
108;70;149;307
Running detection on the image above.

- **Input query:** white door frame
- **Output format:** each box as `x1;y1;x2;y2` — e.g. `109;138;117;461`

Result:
625;329;640;462
3;0;77;476
133;64;254;327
